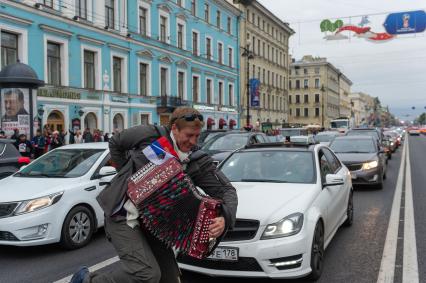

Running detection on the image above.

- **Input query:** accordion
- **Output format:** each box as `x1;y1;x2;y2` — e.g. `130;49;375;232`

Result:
127;157;221;259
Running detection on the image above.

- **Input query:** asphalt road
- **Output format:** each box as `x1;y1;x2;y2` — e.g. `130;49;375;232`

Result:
0;137;423;283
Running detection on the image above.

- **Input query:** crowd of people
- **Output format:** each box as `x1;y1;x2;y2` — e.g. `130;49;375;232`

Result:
0;126;118;160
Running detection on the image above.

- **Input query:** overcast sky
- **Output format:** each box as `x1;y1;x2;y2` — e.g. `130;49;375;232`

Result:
258;0;426;120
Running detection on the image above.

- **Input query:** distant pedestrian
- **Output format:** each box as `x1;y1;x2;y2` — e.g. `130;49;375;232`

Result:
50;131;63;150
31;129;46;159
83;128;93;143
68;129;76;144
74;130;83;144
11;128;19;143
15;134;32;158
103;132;110;143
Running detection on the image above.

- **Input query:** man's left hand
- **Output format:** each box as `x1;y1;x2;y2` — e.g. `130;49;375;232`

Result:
209;217;225;238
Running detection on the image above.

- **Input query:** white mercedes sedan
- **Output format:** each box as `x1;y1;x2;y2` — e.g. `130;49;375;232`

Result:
0;143;116;249
178;142;353;280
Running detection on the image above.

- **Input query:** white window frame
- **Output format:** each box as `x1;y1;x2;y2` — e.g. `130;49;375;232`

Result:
44;34;69;86
138;1;151;37
176;68;187;100
227;45;234;68
0;24;28;67
176;0;185;8
191;29;200;56
176;17;186;50
138;111;152;125
158;64;171;97
205;76;214;104
110;51;128;93
217;41;224;64
138;58;152;96
192;74;201;103
80;44;102;90
205;35;213;60
217;79;224;105
158;9;170;44
111;109;128;131
228;82;235;106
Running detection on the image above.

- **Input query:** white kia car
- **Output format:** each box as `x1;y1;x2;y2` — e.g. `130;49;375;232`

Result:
0;143;116;249
178;142;353;280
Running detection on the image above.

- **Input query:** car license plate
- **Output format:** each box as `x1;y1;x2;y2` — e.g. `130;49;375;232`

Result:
351;172;357;179
207;247;239;261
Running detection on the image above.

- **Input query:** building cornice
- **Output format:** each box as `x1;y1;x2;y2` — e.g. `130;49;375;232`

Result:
39;24;73;38
77;35;105;46
107;43;131;53
0;11;33;26
250;0;295;35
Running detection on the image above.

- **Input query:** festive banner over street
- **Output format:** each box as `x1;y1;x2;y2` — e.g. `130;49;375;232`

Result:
320;10;426;43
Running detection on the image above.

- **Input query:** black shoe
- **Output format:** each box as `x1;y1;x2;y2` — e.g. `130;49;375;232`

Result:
69;266;89;283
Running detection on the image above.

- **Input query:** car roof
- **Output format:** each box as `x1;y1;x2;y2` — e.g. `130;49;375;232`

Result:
316;131;339;135
349;128;378;131
334;135;375;140
57;142;109;150
238;142;316;152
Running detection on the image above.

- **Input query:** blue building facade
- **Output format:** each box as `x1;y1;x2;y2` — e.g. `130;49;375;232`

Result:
0;0;240;138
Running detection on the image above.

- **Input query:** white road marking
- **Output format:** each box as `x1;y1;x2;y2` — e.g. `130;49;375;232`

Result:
53;256;119;283
402;139;419;283
377;139;406;283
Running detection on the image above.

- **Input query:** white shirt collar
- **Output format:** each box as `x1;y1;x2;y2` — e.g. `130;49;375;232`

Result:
170;131;191;163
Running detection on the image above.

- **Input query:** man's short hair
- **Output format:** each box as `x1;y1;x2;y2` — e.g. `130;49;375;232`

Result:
5;88;24;102
169;107;204;129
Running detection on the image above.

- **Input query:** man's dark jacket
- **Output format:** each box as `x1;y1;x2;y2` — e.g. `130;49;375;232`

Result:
97;125;238;230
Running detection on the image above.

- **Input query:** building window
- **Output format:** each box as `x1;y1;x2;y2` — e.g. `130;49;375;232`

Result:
204;4;209;22
160;67;168;96
177;0;183;7
160;16;167;42
105;0;115;29
218;42;223;64
83;50;95;89
304;94;309;104
112;56;122;92
315;108;320;117
295;80;300;89
289;95;292;104
178;71;185;100
139;63;148;96
228;47;233;67
216;11;221;29
192;31;199;56
296;108;300;117
206;78;212;104
304;79;309;88
177;24;184;49
1;31;18;69
192;76;199;102
315;78;320;88
47;42;61;85
315;94;320;103
227;17;231;34
139;7;147;36
304;108;309;117
228;84;234;106
218;81;223;105
206;37;212;60
43;0;53;7
76;0;87;19
295;95;300;104
315;67;320;74
191;0;196;16
304;68;308;74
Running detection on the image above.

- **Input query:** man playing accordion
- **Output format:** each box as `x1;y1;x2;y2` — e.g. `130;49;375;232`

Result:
70;107;238;283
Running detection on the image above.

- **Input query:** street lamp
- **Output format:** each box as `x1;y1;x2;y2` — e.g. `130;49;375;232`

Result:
320;85;325;128
242;39;254;128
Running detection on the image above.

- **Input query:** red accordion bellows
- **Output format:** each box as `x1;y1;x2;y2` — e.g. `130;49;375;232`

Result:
127;158;221;259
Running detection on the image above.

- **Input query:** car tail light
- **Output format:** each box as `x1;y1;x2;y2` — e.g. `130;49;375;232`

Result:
18;157;30;164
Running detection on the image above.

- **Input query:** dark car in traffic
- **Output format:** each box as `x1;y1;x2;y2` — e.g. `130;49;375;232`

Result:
346;128;383;143
201;132;268;164
0;139;31;179
330;136;386;189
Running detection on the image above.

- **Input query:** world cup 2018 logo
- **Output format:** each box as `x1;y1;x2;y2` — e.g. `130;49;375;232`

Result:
403;14;410;28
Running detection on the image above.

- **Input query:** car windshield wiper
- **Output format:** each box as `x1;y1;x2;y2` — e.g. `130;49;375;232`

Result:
239;179;288;183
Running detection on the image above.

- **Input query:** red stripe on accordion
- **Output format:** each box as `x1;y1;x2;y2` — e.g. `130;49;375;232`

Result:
127;158;222;259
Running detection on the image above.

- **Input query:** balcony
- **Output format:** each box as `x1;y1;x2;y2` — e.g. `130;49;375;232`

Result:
156;96;190;113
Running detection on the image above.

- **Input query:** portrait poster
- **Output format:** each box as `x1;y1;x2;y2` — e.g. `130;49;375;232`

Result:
0;88;31;138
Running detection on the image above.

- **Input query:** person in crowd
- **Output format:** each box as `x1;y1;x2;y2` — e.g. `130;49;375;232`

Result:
43;128;51;153
11;128;20;143
60;130;68;145
31;129;46;159
50;131;63;150
83;128;93;143
103;132;110;143
74;130;83;144
70;107;238;283
93;129;102;142
68;128;76;144
15;134;32;158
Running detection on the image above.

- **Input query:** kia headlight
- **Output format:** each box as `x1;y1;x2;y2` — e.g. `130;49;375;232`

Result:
362;160;378;170
14;192;64;215
261;213;304;239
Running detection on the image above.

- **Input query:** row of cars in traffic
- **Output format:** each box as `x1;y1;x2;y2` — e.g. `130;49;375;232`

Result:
0;126;405;281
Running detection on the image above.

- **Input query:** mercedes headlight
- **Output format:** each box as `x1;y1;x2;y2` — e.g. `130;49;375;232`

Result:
362;160;378;170
261;213;304;239
14;192;64;215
